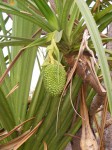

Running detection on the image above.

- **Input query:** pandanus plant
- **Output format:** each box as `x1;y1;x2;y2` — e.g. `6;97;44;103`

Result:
0;0;112;149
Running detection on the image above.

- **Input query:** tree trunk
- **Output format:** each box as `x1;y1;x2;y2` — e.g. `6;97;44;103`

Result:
72;128;82;150
104;23;112;150
107;23;112;49
104;112;112;150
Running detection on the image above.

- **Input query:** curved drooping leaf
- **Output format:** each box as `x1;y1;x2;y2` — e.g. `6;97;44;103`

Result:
0;2;54;32
76;0;112;113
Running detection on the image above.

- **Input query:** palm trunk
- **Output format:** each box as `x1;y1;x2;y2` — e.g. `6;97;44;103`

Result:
104;23;112;150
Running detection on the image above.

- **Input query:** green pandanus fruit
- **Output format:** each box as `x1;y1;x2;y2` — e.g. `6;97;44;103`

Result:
43;63;66;96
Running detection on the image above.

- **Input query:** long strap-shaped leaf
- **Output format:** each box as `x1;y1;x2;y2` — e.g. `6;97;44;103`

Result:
0;89;15;131
54;0;63;22
75;0;112;113
60;0;74;42
98;12;112;32
33;0;59;30
0;2;53;32
94;4;112;21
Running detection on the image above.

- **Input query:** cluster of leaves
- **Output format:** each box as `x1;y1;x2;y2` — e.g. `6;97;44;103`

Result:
0;0;112;149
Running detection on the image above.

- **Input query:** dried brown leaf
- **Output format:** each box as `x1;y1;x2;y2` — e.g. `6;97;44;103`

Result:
65;133;80;140
43;141;48;150
99;97;108;150
80;85;98;150
0;129;8;137
0;131;30;150
0;119;43;150
13;119;43;150
87;59;106;94
0;117;35;141
6;83;19;98
0;48;25;85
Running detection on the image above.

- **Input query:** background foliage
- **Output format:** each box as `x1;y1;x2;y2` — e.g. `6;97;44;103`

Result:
0;0;112;149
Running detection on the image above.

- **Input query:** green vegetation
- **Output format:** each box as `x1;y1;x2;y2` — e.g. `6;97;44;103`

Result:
0;0;112;149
